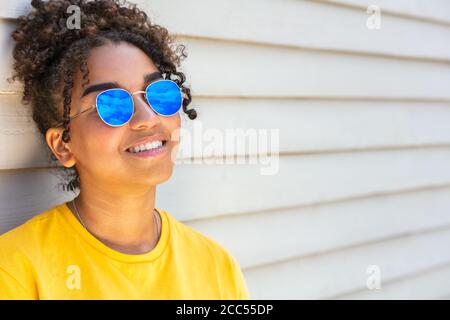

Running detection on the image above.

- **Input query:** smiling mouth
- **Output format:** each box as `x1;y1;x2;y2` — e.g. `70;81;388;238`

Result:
125;140;168;154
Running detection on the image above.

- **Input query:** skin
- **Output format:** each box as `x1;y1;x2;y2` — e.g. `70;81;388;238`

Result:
45;41;181;254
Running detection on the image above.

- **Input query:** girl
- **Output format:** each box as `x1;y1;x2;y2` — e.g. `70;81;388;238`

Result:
0;0;249;300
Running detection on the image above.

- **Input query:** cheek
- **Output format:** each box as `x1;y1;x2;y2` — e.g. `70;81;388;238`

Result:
170;112;181;126
166;114;181;143
81;120;123;157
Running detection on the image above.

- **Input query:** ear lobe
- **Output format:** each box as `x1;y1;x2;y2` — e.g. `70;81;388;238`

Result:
45;128;76;168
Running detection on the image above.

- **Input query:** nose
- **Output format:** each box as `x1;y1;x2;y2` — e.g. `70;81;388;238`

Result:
128;92;161;129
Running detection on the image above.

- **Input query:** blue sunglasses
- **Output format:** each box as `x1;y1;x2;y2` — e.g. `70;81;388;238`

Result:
55;79;183;127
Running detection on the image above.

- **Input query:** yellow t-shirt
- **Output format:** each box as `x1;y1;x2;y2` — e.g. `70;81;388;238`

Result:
0;202;250;300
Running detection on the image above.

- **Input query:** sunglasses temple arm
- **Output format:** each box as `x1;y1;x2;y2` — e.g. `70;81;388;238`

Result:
55;105;95;127
131;90;146;96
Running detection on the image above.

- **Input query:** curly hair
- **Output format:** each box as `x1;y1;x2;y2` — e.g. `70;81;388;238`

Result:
8;0;197;193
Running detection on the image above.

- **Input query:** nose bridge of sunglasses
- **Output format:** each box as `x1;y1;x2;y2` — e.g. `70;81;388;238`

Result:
130;90;160;116
130;90;147;104
131;90;146;96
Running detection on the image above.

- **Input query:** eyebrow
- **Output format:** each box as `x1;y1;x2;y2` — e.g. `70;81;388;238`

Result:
81;71;163;97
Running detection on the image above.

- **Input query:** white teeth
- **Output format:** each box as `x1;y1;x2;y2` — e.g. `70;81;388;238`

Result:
128;141;163;153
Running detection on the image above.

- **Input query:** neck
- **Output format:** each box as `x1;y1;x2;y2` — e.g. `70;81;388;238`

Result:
68;182;160;255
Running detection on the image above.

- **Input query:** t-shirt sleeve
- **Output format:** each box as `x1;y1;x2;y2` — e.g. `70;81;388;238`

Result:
229;255;251;300
0;266;35;300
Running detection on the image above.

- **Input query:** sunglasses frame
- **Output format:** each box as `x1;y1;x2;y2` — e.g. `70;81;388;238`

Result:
54;79;183;128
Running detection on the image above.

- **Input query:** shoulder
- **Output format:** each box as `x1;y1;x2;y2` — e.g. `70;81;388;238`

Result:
0;205;63;299
0;205;60;264
163;210;250;299
164;210;234;263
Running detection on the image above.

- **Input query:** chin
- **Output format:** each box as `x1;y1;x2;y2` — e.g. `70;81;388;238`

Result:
151;166;174;185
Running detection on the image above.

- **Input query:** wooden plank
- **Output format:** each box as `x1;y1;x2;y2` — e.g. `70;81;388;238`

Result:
0;95;51;170
242;227;450;299
3;94;450;170
437;293;450;300
0;168;76;235
186;187;450;269
1;148;450;233
0;20;21;92
177;38;450;100
159;148;450;221
317;0;450;25
142;0;450;61
2;1;450;61
180;99;450;156
335;263;450;299
0;1;31;19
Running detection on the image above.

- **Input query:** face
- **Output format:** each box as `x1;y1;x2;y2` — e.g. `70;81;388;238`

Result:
46;41;181;190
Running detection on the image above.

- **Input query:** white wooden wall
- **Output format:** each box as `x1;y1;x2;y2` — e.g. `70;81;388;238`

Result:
1;0;450;299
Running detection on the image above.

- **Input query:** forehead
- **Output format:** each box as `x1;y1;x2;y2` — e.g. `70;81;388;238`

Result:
83;42;158;86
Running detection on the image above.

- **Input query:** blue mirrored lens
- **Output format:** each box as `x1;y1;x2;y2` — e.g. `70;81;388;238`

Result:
96;89;134;126
146;80;182;116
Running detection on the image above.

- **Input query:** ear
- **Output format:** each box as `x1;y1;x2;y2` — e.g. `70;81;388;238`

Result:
45;127;76;168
